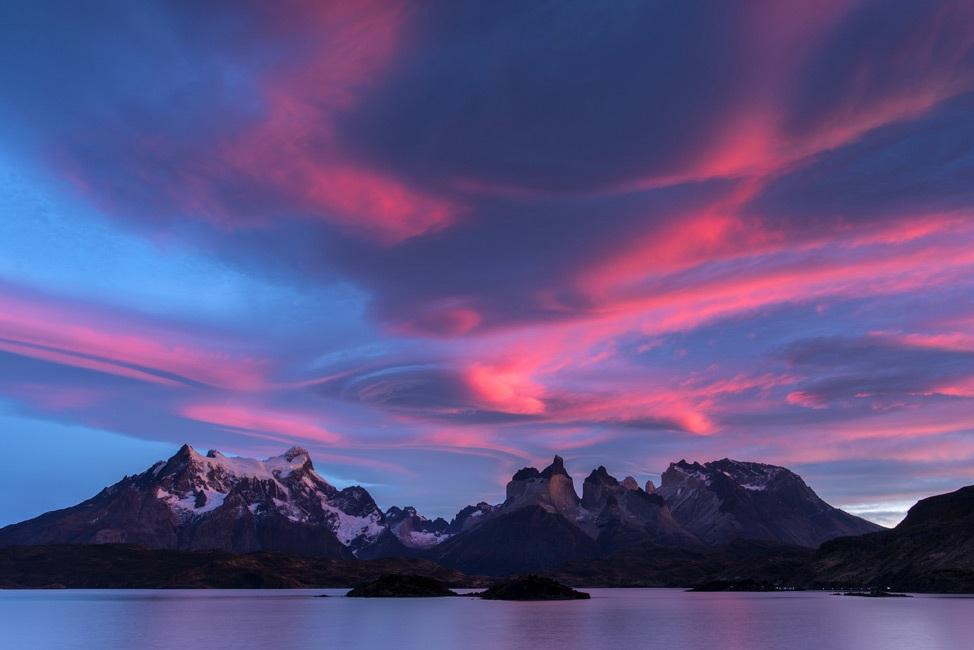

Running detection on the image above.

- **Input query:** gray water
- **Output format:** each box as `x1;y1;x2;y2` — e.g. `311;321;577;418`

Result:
2;588;972;650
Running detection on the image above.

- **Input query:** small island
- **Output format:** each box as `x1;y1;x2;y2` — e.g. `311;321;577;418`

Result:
346;574;458;598
475;575;590;601
344;573;590;601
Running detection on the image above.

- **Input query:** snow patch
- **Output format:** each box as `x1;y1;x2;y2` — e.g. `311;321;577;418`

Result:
401;530;451;548
322;501;384;546
189;447;312;482
156;487;227;515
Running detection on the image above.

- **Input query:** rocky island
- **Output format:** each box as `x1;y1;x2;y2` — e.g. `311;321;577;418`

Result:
476;575;590;600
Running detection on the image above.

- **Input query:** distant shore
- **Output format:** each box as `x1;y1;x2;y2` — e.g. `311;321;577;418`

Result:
2;544;971;594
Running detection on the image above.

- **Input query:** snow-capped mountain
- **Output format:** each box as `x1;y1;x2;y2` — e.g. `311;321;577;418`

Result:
0;444;394;557
657;458;883;547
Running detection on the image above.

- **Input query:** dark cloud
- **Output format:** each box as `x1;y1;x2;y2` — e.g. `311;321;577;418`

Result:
753;93;974;221
322;179;733;333
338;0;751;193
784;0;974;137
783;336;974;409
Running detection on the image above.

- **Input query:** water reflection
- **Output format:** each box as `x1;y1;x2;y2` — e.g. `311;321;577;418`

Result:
2;589;972;650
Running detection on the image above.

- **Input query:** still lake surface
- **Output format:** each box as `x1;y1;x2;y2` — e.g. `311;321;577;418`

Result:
2;588;973;650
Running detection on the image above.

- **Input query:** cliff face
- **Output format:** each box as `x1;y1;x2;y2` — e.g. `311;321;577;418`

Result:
504;456;583;518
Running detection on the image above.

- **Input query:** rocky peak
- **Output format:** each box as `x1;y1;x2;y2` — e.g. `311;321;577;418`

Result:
385;506;418;520
707;458;789;491
161;444;197;473
584;466;619;487
331;486;380;518
284;446;311;463
580;466;659;513
511;467;541;481
645;479;656;494
447;501;498;534
661;460;711;489
621;476;641;491
505;456;580;517
582;466;620;510
540;455;569;479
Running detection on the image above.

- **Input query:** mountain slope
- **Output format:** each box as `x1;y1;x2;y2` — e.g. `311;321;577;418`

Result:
657;459;883;547
800;485;974;592
428;505;599;575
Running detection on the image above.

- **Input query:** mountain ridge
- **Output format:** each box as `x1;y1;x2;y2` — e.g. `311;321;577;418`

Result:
0;444;884;575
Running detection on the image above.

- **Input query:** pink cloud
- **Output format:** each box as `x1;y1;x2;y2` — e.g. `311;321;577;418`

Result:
182;402;343;445
465;361;546;415
0;291;269;390
47;2;461;246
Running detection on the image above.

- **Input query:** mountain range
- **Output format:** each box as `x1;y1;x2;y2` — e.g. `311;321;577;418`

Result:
0;444;883;576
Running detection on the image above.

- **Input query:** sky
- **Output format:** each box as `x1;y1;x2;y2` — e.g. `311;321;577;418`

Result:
1;1;973;527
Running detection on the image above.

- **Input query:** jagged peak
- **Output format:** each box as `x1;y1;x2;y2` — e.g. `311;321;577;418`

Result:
584;466;618;486
661;457;799;494
175;443;197;458
386;505;419;518
706;458;785;470
156;444;324;488
621;476;641;491
511;466;540;481
645;479;656;493
450;501;496;523
283;446;311;462
540;455;569;479
671;459;705;471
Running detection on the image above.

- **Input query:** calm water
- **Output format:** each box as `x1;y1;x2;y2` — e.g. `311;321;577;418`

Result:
2;588;973;650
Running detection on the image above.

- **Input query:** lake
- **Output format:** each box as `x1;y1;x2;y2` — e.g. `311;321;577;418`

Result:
2;588;972;649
